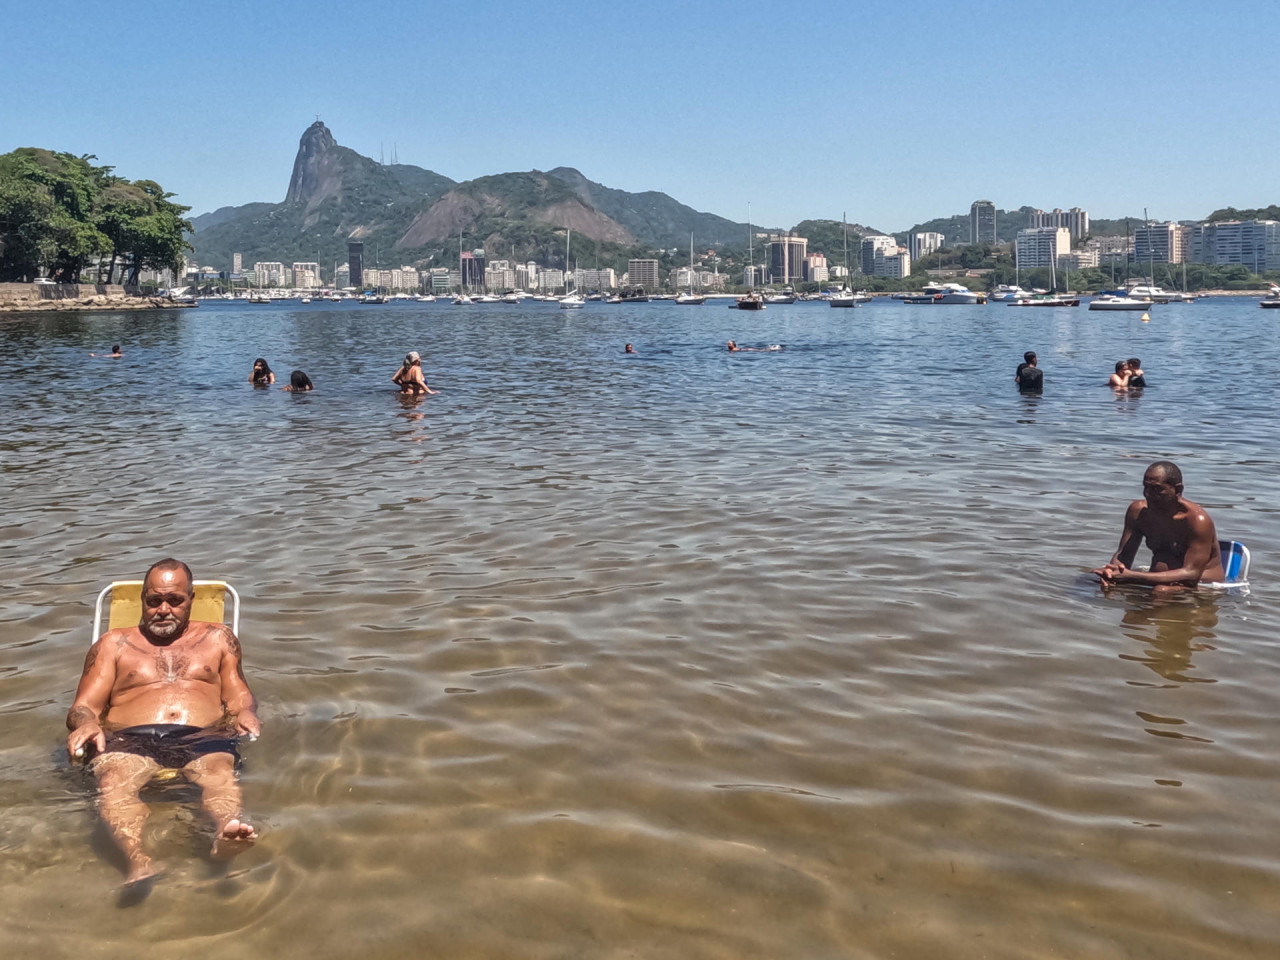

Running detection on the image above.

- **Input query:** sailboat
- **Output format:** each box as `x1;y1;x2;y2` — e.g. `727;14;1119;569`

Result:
676;233;705;304
735;204;765;310
830;213;858;308
559;228;585;308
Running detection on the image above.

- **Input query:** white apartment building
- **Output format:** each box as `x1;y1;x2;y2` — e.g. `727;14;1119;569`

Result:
292;262;321;288
1057;248;1099;270
232;253;243;275
486;260;516;290
575;268;617;290
627;259;660;291
252;261;286;286
743;265;769;288
538;269;565;291
1189;220;1280;270
1029;207;1090;240
873;247;911;278
515;261;539;290
909;232;944;261
1132;222;1189;264
1015;227;1071;268
390;267;418;290
860;235;898;275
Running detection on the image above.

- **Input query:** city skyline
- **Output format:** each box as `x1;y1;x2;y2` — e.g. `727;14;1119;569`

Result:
8;0;1272;232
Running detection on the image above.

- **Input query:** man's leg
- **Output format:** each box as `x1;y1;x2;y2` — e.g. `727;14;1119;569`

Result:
184;752;257;858
91;752;163;884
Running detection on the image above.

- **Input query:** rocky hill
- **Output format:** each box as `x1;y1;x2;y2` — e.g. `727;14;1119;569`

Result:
188;122;758;273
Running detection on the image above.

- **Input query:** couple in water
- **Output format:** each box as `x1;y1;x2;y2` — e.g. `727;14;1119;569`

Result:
1108;357;1146;390
250;358;313;391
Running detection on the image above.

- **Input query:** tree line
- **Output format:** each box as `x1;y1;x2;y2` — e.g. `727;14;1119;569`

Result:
0;148;191;284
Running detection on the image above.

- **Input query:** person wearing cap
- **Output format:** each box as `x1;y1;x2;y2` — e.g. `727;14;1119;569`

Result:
392;351;437;396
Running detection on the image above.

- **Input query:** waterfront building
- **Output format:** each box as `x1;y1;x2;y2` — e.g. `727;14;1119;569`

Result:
1029;207;1090;241
909;232;944;261
390;267;418;290
1088;235;1132;265
1057;249;1099;270
576;267;617;291
515;261;538;291
1015;227;1071;269
970;200;996;245
1132;222;1189;264
252;261;287;287
628;259;660;292
486;260;516;291
1188;220;1280;271
334;263;350;287
804;253;829;283
873;247;911;279
830;264;849;279
232;253;242;275
460;249;486;289
700;271;726;291
427;268;451;292
743;265;769;288
538;268;565;291
292;261;321;288
347;242;364;289
860;235;898;275
766;234;808;284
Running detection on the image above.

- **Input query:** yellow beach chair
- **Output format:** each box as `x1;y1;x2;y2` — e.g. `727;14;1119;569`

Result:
92;580;241;643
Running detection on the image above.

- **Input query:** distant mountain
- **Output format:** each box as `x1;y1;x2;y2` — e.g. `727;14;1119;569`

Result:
188;122;759;275
1206;204;1280;222
792;219;885;262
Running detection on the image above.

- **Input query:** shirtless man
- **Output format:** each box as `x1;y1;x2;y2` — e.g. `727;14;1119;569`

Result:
1093;461;1225;589
392;350;437;395
66;559;260;884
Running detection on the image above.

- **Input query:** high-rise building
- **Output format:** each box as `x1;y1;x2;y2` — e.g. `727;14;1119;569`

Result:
628;259;660;292
873;247;911;278
766;234;808;284
1132;222;1189;264
347;242;364;289
1029;207;1090;240
804;253;828;283
970;200;996;245
909;232;945;261
576;267;617;291
538;268;565;291
1188;220;1280;270
292;262;321;288
1015;227;1071;268
743;265;769;288
461;249;487;289
232;253;242;276
860;235;898;275
516;261;538;290
252;261;286;286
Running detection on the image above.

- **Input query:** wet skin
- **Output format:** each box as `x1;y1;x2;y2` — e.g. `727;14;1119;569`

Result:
1093;468;1226;589
66;567;260;882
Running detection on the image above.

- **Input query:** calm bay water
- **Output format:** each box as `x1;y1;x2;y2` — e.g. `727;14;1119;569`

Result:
1;297;1278;958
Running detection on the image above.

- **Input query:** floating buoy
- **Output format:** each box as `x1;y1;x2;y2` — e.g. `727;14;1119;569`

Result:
1141;312;1150;322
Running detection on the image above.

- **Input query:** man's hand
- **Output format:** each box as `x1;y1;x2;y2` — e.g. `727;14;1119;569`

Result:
1093;560;1128;584
232;710;261;739
67;722;105;761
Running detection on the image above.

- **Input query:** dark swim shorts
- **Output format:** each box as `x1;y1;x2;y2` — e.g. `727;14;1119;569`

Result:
101;724;239;769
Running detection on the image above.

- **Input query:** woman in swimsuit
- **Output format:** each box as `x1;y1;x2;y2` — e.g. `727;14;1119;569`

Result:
249;358;275;385
283;370;314;392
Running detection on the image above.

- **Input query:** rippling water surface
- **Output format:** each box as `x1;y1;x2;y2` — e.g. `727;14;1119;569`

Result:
2;298;1279;958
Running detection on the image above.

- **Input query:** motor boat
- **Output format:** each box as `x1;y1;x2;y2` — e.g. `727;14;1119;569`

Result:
990;284;1033;301
902;282;984;304
674;292;706;304
735;290;766;310
764;293;796;304
559;292;585;309
1088;295;1152;311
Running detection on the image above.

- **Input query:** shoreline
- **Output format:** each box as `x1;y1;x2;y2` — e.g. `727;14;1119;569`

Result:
0;282;196;312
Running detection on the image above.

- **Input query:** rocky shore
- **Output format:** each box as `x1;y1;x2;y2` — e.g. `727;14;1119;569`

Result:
0;282;196;312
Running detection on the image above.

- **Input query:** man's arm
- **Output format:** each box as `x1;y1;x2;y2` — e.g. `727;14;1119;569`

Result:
66;639;118;759
217;627;260;737
1112;508;1218;585
1094;502;1144;581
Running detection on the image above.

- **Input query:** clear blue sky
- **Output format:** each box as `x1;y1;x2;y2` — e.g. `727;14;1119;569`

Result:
3;0;1276;232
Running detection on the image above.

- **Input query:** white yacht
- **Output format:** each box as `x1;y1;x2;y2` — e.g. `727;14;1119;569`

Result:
990;284;1033;301
904;282;984;304
1088;295;1152;311
559;293;585;309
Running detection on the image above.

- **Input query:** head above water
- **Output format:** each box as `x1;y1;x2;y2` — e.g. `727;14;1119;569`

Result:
1115;360;1129;373
404;351;420;366
1127;357;1142;368
253;358;271;374
140;558;195;644
110;344;121;354
289;369;314;391
1142;460;1184;507
1024;351;1037;364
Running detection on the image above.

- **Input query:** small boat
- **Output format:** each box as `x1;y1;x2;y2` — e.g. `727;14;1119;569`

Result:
247;293;272;304
619;287;650;303
735;290;766;310
501;292;520;304
1008;295;1080;307
1088;295;1152;311
357;293;387;304
990;284;1034;301
559;293;585;309
329;295;342;302
674;293;706;305
452;293;474;305
300;297;312;304
605;295;622;304
416;294;436;302
764;293;796;304
902;282;984;304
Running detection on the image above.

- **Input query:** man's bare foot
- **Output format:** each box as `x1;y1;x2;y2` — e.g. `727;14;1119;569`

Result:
211;818;257;859
124;856;165;886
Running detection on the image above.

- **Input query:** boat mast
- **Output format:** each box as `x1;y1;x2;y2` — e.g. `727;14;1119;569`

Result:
747;202;753;289
842;212;849;292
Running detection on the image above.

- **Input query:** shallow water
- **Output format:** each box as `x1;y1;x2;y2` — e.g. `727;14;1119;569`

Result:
2;297;1278;958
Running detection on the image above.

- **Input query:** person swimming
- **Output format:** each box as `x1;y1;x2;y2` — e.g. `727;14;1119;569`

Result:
392;351;437;395
1108;360;1130;389
728;340;782;353
90;344;123;358
625;343;635;354
249;358;275;385
284;370;314;392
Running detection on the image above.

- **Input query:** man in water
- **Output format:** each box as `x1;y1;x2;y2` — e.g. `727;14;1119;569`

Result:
392;351;437;395
1093;461;1225;589
90;344;123;358
1015;351;1042;393
624;343;635;354
66;559;261;884
1127;357;1146;388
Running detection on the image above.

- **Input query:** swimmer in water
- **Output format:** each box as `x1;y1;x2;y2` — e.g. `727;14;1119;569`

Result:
728;340;782;353
1092;460;1226;590
249;358;275;385
283;370;314;392
392;351;437;395
90;344;123;358
625;343;635;354
66;559;261;885
1108;360;1131;390
1126;357;1146;388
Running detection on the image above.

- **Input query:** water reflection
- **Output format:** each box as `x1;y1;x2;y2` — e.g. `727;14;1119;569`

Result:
1117;591;1220;687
